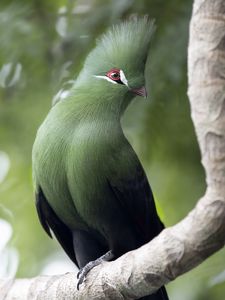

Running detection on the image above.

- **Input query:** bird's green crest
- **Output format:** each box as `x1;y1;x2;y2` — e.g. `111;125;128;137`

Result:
76;17;155;86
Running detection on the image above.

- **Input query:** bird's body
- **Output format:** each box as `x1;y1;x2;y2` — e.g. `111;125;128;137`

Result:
32;18;169;299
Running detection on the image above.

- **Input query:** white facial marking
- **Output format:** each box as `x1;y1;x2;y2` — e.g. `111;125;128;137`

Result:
94;75;117;84
94;69;129;87
120;70;129;87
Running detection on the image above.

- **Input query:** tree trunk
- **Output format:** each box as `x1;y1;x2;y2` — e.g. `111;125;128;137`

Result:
1;0;225;299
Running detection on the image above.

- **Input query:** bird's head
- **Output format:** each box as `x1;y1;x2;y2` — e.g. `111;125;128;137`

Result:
94;67;147;98
75;17;155;113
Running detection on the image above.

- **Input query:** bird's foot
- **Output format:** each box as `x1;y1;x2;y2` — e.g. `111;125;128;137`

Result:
77;250;114;290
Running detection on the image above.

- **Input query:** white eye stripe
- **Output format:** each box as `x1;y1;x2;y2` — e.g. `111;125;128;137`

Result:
94;69;129;87
94;75;117;84
120;70;129;87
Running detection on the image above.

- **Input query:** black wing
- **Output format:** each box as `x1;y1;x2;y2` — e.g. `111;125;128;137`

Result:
35;188;77;265
108;164;164;246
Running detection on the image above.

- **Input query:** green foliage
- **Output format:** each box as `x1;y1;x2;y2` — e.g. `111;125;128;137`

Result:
0;0;225;299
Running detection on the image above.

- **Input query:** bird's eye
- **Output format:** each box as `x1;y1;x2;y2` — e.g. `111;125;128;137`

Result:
111;72;120;79
106;68;121;81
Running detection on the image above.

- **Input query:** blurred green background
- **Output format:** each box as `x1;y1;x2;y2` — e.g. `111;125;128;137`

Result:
0;0;225;299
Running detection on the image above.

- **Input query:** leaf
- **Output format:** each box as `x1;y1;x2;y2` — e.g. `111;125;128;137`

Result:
209;270;225;287
0;151;10;183
0;219;12;252
0;63;22;88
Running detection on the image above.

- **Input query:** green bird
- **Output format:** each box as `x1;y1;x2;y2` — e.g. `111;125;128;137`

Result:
32;18;168;300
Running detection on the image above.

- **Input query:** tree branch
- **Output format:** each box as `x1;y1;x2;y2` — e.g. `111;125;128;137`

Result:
1;0;225;299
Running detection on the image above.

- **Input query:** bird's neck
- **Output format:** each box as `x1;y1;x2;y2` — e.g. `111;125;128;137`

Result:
64;89;125;122
71;80;133;119
53;93;124;139
60;97;125;148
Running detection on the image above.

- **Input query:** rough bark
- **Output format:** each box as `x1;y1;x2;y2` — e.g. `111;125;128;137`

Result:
1;0;225;299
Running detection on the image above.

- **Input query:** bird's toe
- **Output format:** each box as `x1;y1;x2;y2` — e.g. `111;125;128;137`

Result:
77;261;96;290
76;250;114;290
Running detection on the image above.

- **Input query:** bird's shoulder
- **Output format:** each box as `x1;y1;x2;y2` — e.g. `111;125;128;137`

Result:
107;143;164;242
108;139;141;181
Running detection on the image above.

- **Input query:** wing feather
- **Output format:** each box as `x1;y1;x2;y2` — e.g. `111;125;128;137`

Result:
35;188;77;265
108;165;164;245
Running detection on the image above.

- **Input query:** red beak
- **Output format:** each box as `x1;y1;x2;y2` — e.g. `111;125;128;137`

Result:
130;86;147;98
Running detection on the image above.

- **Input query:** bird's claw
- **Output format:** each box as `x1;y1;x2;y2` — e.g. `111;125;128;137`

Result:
77;272;85;290
76;263;93;290
77;270;81;279
76;250;114;291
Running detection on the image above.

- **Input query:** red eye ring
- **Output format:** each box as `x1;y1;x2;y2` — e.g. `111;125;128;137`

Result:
106;68;121;81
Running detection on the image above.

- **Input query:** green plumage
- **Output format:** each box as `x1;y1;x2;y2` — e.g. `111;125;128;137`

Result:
33;90;137;231
33;18;154;231
76;18;155;87
32;18;168;300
